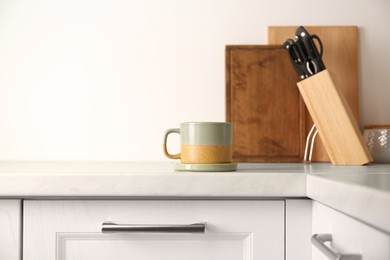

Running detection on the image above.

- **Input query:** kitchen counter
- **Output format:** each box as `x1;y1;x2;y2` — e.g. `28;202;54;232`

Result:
308;172;390;235
0;161;311;198
0;161;389;198
0;161;390;233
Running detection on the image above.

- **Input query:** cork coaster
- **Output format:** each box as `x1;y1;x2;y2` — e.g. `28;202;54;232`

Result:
174;163;237;172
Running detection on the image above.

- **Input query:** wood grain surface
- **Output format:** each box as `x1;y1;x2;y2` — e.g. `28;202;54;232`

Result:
268;26;359;162
297;70;372;165
226;45;305;162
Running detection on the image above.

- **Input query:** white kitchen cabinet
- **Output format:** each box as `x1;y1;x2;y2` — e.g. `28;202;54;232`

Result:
285;199;312;260
312;201;390;260
24;200;285;260
0;200;21;260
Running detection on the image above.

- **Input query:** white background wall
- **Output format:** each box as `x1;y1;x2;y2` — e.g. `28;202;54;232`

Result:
0;0;389;161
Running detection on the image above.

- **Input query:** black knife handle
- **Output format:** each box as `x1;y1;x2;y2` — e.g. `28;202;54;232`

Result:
283;39;308;79
295;26;326;74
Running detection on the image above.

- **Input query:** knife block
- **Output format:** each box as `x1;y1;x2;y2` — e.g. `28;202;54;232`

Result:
297;70;372;165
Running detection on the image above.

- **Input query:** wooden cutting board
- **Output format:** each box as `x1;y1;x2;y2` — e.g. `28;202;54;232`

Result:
268;26;359;162
226;45;305;162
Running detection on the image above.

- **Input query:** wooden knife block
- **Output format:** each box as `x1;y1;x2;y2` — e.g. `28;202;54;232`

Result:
297;70;372;165
268;26;359;162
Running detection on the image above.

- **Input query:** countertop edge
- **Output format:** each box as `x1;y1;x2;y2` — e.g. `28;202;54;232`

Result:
0;171;308;198
307;174;390;234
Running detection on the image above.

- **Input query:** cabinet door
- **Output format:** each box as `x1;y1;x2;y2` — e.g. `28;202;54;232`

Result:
285;199;312;260
312;201;390;260
24;200;284;260
0;200;21;260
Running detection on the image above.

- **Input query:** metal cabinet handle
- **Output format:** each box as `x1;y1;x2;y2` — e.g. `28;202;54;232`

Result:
311;234;361;260
102;222;205;233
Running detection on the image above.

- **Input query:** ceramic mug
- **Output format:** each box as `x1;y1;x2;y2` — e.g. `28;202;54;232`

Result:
163;122;233;164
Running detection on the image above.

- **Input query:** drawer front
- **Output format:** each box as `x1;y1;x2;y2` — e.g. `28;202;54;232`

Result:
312;201;390;260
24;200;284;260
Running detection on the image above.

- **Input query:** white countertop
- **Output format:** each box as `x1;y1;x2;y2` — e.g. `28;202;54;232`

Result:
0;161;390;233
308;172;390;235
0;161;389;198
0;161;311;198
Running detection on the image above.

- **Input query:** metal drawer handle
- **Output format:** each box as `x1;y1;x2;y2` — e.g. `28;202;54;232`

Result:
102;222;205;233
311;234;361;260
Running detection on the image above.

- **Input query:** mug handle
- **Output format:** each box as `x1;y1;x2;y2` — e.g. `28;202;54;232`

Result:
163;128;181;159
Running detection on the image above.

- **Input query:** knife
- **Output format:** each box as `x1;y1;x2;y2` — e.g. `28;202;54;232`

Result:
283;38;309;79
284;26;326;79
295;26;326;74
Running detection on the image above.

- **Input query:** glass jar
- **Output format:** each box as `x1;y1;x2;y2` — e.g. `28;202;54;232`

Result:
364;125;390;163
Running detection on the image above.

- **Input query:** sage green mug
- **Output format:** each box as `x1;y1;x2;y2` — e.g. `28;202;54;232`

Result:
163;122;233;164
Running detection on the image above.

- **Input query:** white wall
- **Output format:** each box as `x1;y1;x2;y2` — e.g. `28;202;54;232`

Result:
0;0;389;161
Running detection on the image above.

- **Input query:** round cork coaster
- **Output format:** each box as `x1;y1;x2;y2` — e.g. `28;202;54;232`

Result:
174;163;237;172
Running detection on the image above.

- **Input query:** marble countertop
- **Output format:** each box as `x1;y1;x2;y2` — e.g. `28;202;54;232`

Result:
0;161;312;198
308;172;390;235
1;161;390;233
0;161;389;198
